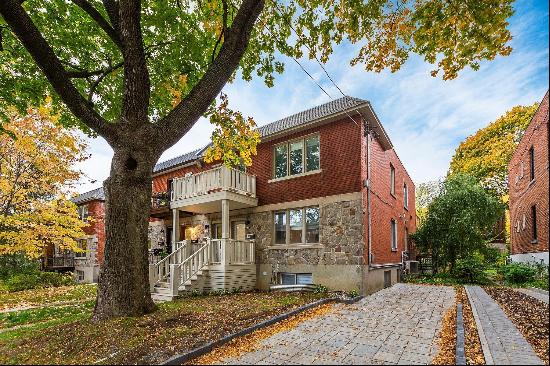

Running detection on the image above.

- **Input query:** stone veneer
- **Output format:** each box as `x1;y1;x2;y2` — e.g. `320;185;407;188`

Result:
248;198;365;267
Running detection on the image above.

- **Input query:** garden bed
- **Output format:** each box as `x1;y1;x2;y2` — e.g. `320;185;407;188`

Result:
484;287;549;364
0;291;324;365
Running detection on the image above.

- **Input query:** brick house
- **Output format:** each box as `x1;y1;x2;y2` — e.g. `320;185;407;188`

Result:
69;97;416;299
508;91;549;265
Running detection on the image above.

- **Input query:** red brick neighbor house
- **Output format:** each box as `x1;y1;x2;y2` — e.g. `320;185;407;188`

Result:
508;91;549;265
64;97;417;299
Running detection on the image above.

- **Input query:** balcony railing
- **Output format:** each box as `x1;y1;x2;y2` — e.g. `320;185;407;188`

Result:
171;166;256;202
43;254;75;268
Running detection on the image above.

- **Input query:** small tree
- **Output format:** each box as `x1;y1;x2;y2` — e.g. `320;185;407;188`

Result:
412;174;504;272
0;105;88;258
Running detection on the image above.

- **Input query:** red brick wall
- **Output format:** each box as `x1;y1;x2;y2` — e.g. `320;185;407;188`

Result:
361;123;417;265
83;200;106;264
248;116;363;205
509;92;549;255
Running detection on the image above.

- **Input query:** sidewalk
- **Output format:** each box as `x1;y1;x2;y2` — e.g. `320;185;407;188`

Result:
465;286;543;365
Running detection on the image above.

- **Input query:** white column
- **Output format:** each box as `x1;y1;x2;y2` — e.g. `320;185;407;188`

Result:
221;199;230;239
172;208;180;252
221;199;230;265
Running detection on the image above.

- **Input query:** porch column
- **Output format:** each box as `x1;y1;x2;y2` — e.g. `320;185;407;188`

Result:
221;199;230;239
172;208;180;252
221;199;230;265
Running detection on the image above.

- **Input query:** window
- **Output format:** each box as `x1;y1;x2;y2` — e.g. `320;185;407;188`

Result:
390;164;395;196
531;205;537;241
274;211;287;244
76;270;85;282
529;146;535;181
280;273;313;285
273;206;320;245
273;135;320;179
78;205;88;222
390;219;397;250
75;239;87;258
403;183;409;209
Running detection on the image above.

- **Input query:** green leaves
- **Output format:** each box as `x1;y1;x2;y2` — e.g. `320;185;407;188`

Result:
1;0;515;133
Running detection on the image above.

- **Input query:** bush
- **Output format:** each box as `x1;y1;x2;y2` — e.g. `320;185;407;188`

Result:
498;263;537;284
4;271;74;292
0;254;41;280
453;257;488;284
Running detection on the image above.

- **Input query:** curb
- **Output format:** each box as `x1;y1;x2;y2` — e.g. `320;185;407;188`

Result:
464;286;494;365
160;295;363;365
455;303;466;365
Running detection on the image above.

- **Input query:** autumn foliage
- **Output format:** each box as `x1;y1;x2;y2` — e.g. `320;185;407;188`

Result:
0;103;88;258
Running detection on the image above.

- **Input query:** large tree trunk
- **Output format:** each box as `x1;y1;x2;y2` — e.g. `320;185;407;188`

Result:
92;148;157;321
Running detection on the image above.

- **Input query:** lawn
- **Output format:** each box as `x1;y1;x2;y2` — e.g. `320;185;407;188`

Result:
0;290;324;365
0;284;97;311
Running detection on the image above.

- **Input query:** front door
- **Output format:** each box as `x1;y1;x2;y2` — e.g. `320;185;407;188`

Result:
231;221;246;241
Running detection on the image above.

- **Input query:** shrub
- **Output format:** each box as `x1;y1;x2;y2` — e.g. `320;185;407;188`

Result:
0;254;40;280
4;271;74;292
498;263;537;284
313;284;329;294
453;257;488;284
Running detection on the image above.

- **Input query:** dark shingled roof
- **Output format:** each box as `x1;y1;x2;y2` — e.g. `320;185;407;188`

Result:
257;96;367;137
76;97;372;198
71;187;105;205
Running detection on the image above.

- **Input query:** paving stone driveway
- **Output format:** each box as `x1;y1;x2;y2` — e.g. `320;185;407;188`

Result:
220;284;455;365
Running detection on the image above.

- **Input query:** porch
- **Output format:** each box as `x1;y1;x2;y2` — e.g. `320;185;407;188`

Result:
149;165;259;301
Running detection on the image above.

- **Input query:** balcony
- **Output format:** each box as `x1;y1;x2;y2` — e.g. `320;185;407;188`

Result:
170;166;258;213
42;253;75;269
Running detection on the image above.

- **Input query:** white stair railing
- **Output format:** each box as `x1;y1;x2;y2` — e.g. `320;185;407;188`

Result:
148;241;187;291
169;242;210;295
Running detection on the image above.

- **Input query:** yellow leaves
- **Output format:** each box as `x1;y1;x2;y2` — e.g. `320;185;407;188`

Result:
204;93;261;168
0;110;88;257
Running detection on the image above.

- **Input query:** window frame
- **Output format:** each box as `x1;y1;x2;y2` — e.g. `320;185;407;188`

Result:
529;146;535;181
531;205;537;242
390;164;396;196
279;272;313;285
390;219;397;251
273;206;320;245
78;204;89;222
272;133;321;180
403;182;408;210
75;238;87;259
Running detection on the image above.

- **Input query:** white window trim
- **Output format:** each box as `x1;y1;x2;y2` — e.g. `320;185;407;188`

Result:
390;164;396;196
273;206;320;246
391;219;398;251
273;133;320;180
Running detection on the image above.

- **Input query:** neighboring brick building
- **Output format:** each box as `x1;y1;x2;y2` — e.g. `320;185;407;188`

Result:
508;91;549;265
70;97;416;295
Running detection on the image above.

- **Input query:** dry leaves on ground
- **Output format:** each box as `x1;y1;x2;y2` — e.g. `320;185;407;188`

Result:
484;287;549;365
189;303;334;365
433;287;485;365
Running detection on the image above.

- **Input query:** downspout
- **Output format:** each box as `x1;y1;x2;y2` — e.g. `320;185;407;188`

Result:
365;123;373;269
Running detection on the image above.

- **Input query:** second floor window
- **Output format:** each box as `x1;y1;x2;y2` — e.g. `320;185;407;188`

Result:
78;205;89;222
274;135;320;179
403;183;408;209
529;146;535;181
531;205;537;241
390;164;395;196
75;239;87;258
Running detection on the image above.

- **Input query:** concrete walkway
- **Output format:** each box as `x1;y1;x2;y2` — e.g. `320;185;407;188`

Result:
515;287;549;304
219;284;455;365
465;286;543;365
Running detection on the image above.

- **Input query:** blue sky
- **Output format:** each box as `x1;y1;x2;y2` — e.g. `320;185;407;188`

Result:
76;0;549;193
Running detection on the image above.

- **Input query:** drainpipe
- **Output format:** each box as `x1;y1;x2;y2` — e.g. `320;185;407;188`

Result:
365;122;373;269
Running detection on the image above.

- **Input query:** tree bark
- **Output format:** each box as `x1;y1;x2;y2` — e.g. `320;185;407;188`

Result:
92;146;158;321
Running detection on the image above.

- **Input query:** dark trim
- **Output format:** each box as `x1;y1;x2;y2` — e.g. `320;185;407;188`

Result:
456;303;466;365
160;296;363;365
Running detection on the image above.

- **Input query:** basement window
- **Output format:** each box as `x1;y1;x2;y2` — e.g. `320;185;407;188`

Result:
280;273;313;285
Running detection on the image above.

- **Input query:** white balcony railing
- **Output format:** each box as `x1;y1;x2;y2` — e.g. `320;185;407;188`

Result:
171;166;256;202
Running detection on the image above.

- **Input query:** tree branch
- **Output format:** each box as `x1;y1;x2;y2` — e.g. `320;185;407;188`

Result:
102;0;120;34
70;0;122;50
211;0;229;64
0;0;119;144
156;0;265;151
118;0;150;125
